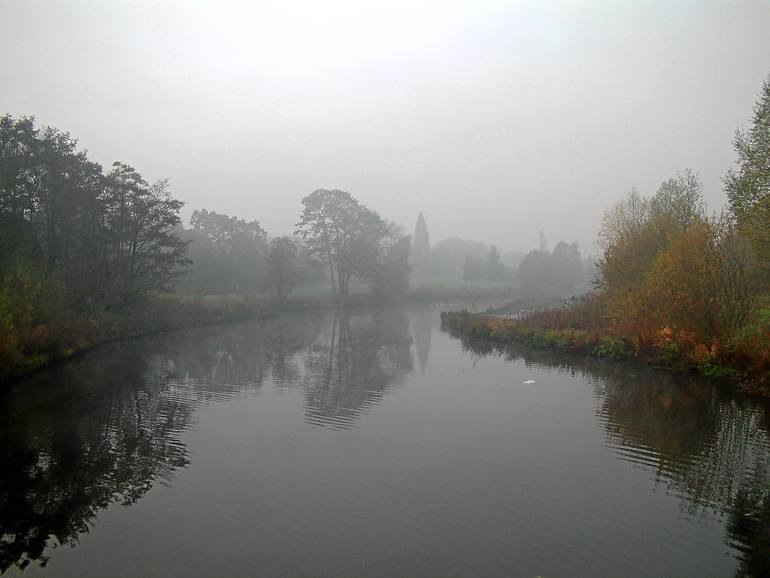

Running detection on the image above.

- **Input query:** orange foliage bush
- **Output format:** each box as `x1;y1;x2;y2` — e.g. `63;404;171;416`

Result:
644;222;723;344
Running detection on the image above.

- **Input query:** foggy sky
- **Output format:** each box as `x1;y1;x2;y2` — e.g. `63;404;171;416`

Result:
2;0;769;254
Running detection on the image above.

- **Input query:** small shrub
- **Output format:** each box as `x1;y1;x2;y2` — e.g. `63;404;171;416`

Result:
592;336;633;360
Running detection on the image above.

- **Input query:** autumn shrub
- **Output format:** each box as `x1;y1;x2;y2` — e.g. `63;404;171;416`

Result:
602;287;656;348
644;224;718;341
519;294;604;332
592;336;633;360
731;308;770;374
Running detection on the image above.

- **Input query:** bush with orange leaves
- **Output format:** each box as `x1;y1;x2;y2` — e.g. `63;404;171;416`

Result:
732;309;770;375
644;222;723;358
592;178;765;379
444;178;769;387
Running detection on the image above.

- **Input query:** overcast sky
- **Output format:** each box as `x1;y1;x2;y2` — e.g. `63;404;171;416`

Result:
2;0;769;254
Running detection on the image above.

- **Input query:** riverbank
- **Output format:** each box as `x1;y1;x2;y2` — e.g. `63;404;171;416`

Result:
1;284;594;385
0;294;275;383
441;308;770;397
1;287;509;384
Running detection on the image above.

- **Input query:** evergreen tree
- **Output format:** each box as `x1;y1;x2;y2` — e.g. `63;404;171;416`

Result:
412;211;431;274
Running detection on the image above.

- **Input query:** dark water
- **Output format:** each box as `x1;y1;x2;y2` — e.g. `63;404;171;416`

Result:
1;305;768;577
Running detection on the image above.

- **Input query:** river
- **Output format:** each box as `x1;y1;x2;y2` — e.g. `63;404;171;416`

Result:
1;305;768;577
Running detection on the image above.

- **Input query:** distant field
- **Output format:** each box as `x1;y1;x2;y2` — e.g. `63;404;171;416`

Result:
410;273;515;291
181;274;520;301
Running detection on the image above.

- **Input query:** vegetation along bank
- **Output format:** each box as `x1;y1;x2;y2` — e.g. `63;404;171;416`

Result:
443;77;770;396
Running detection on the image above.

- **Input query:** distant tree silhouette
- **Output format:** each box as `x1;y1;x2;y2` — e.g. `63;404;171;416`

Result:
413;211;431;274
264;236;298;304
295;189;392;297
182;208;267;293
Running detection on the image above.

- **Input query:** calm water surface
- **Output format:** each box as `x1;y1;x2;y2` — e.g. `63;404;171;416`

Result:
1;305;768;577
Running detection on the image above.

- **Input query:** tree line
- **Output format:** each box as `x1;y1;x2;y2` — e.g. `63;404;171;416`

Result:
179;190;411;302
0;114;418;375
0;116;188;320
0;110;586;338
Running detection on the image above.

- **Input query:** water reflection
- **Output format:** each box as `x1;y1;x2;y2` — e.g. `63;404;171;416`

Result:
447;328;770;577
6;308;769;576
302;311;414;429
152;313;325;393
410;306;433;373
0;310;415;572
0;344;194;572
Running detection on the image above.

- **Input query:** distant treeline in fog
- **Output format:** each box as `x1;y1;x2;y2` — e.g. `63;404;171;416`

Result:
178;190;413;302
180;204;593;300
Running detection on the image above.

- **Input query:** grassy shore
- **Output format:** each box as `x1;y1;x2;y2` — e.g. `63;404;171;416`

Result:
289;276;520;303
441;307;770;397
2;281;558;384
0;294;274;383
0;287;471;383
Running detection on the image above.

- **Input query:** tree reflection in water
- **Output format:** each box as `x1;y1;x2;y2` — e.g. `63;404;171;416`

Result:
448;330;770;577
410;305;433;373
301;311;414;429
0;310;416;572
12;310;765;575
0;343;194;572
